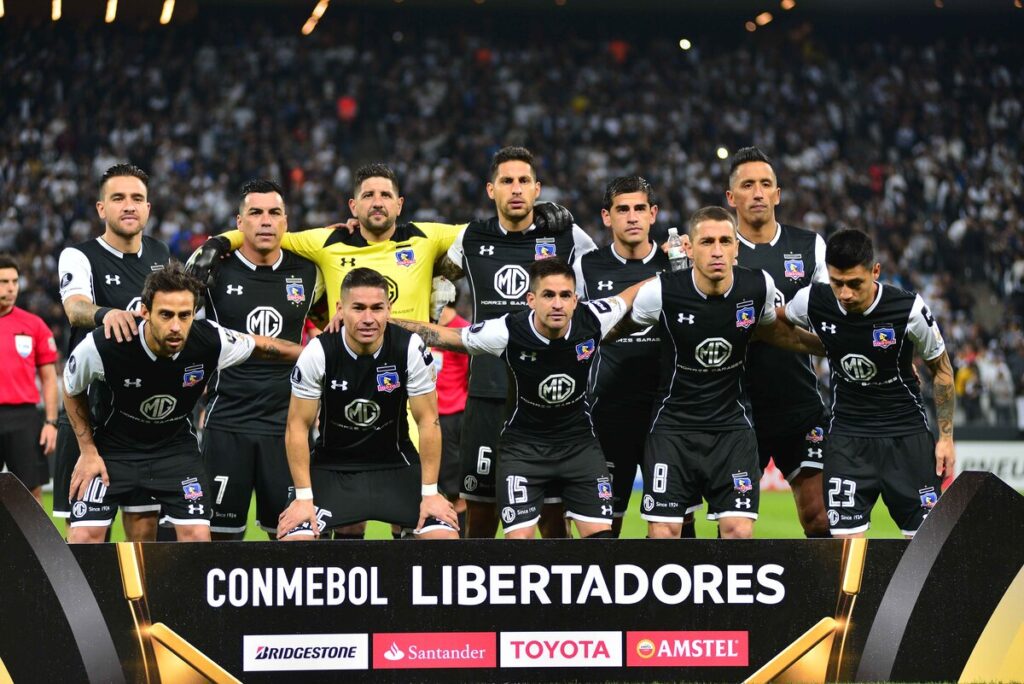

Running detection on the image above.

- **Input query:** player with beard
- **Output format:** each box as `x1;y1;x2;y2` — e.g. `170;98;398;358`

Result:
726;147;830;538
434;146;596;538
55;163;170;540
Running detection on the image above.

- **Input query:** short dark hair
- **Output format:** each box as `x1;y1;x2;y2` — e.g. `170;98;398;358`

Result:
353;163;400;197
0;254;19;273
687;206;737;239
489;146;536;181
728;146;775;188
99;163;149;200
528;258;575;292
141;261;203;311
239;179;285;214
341;267;390;299
826;229;875;270
603;175;657;210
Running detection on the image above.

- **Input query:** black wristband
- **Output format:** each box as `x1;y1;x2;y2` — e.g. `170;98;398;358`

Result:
44;419;58;427
93;307;114;327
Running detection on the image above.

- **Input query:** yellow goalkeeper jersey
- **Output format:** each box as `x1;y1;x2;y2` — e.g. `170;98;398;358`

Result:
224;222;464;322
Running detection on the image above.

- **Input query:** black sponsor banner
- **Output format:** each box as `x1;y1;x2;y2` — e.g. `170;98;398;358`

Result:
1;472;1022;683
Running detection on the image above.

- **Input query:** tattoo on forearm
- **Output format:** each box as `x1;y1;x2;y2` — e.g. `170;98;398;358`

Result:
67;299;100;327
393;319;464;352
433;417;441;427
436;257;464;281
70;403;92;439
934;381;954;437
260;341;282;358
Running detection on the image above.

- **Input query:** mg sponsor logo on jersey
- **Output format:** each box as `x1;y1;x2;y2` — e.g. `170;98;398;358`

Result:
247;306;283;337
575;339;595;361
373;632;496;669
285;277;306;304
695;338;733;368
736;301;756;329
783;254;805;280
394;248;416;267
840;353;877;382
494;264;529;300
344;399;381;427
139;394;177;420
625;631;748;667
243;634;367;671
126;296;142;313
872;325;897;349
375;366;401;393
538;373;576;404
383;275;399;303
500;631;621;668
534;238;556;260
182;364;205;388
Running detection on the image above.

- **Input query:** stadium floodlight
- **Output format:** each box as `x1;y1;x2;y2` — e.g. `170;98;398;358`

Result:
51;0;61;21
755;11;773;25
780;0;796;9
0;0;5;19
160;0;175;24
105;0;117;23
302;0;329;35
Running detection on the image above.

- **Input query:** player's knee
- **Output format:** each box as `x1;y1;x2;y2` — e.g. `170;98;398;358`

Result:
504;526;537;540
175;525;211;542
68;525;109;543
719;518;754;539
647;522;682;539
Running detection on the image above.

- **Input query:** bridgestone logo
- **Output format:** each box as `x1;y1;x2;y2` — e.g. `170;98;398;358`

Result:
538;374;575;404
247;306;283;337
255;646;357;660
243;634;368;671
494;265;529;300
139;394;177;420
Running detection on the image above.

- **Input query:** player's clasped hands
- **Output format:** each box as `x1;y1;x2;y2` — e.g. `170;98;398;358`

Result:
418;494;460;532
277;498;319;540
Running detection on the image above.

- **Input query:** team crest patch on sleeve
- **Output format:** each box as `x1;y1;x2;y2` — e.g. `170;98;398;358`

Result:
285;277;306;303
919;486;938;509
468;322;485;333
783;254;805;280
182;478;204;501
805;426;825;443
732;472;753;493
736;301;756;329
395;248;416;267
60;272;73;287
596;477;613;500
376;366;402;393
575;339;596;361
534;238;556;260
872;326;897;348
182;364;205;388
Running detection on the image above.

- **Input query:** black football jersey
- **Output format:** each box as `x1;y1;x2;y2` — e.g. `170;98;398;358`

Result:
738;224;827;434
462;299;626;443
786;282;946;437
576;241;668;414
632;267;777;433
63;320;254;457
290;324;436;471
450;218;596;399
203;250;320;434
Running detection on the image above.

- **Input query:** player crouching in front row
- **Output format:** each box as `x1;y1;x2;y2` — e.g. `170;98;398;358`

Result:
277;268;460;540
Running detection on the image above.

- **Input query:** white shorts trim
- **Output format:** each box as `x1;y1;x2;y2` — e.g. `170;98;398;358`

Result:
502;515;541;533
564;512;612;525
412;522;458;536
121;504;161;513
210;524;247;534
52;511;71;519
641;513;688;523
685;503;703;515
830;522;870;536
282;528;316;539
68;519;114;528
542;496;563;505
708;511;759;521
787;462;824;481
461;493;496;503
160;516;211;527
899;528;918;538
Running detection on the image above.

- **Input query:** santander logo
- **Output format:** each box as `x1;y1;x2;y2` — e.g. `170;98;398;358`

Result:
372;632;495;669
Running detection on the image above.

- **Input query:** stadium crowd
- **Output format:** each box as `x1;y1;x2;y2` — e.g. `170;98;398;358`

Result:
1;14;1022;428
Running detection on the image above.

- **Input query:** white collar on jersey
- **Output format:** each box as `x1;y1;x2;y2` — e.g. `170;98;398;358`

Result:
690;269;734;300
496;221;536;236
235;250;284;271
610;240;658;264
527;310;571;345
736;222;781;249
97;236;144;259
836;281;884;316
138;320;182;361
340;328;384;359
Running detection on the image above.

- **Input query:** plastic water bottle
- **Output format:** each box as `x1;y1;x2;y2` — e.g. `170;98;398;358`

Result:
667;227;688;272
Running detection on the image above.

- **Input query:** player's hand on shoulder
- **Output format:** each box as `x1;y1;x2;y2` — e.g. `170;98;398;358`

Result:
277;499;319;540
104;309;139;342
185;235;231;288
533;201;574;233
323;308;344;334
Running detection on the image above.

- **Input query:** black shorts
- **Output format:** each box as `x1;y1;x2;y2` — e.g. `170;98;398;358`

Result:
282;465;454;537
0;405;46;490
68;450;211;528
641;430;761;523
202;427;292;534
756;409;828;480
496;438;613;533
439;412;463;499
53;418;160;518
824;432;941;536
593;407;650;517
459;397;507;502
